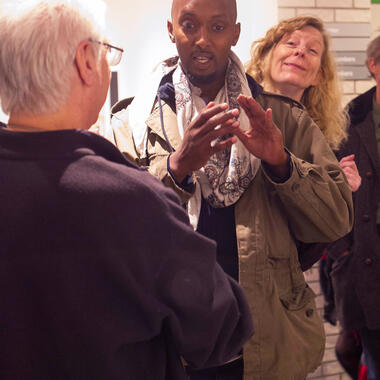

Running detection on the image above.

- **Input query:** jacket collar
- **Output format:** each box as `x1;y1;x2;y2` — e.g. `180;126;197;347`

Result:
355;110;379;170
348;86;376;126
348;86;379;170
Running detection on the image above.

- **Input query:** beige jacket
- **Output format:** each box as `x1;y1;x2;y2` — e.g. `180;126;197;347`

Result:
112;90;353;380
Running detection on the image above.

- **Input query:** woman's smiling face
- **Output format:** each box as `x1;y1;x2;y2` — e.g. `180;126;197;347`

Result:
267;25;324;101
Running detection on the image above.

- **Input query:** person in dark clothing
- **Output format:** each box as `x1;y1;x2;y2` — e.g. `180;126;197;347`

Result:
0;1;254;379
327;35;380;380
319;254;365;380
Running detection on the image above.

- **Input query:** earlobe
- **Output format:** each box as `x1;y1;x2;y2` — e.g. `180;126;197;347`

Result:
167;20;175;43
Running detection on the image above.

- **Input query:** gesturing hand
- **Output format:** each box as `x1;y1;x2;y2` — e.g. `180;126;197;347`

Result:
169;102;240;183
235;95;288;177
339;154;361;192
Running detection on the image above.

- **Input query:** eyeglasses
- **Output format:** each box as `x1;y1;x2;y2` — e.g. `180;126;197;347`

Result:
89;39;124;66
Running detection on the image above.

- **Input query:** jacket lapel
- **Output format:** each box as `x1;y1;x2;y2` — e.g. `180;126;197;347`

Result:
355;112;380;170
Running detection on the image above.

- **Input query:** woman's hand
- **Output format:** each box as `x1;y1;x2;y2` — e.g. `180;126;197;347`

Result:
339;154;361;192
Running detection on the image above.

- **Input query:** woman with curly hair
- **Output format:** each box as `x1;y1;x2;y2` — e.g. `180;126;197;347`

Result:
246;16;349;151
246;16;363;380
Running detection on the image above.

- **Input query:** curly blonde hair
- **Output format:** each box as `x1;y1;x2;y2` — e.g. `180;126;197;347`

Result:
246;16;348;150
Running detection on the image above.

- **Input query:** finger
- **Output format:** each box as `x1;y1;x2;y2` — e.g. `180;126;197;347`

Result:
246;96;266;117
237;95;258;120
339;154;355;163
340;161;357;171
237;97;253;119
237;96;257;117
232;127;250;146
200;108;240;135
239;96;267;125
190;103;229;130
211;136;237;154
343;170;354;179
265;108;273;125
340;161;354;169
207;120;240;142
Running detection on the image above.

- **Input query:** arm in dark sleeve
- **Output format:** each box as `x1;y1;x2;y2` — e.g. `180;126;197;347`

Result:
106;167;253;369
297;242;327;272
146;180;253;368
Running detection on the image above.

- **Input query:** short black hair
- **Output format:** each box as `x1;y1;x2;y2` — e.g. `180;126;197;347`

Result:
171;0;237;22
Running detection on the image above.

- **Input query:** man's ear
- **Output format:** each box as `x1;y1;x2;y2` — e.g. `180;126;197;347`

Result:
74;40;98;86
368;57;377;76
167;19;175;43
232;22;241;46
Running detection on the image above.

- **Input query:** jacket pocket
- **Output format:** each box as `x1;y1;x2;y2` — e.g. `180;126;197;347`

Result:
280;284;315;311
281;294;325;379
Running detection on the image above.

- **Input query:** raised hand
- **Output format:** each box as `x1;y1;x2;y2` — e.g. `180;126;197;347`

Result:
235;94;288;177
169;102;240;182
339;154;361;192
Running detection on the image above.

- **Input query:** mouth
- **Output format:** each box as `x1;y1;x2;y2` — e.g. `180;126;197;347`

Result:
284;62;305;71
192;52;214;67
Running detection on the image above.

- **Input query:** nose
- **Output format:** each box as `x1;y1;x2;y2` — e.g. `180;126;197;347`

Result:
295;46;306;57
195;26;210;49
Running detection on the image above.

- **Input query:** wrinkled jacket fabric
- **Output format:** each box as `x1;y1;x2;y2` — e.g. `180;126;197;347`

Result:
0;127;254;380
112;75;353;380
327;86;380;330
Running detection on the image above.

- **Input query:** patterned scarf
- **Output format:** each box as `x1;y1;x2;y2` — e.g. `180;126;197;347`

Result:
122;52;260;228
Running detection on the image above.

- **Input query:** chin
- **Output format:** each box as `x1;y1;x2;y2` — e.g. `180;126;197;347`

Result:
187;72;218;87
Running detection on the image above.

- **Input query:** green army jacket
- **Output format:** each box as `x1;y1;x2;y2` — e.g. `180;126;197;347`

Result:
112;90;353;380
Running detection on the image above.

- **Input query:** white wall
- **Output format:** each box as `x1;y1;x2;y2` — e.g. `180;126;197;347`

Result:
0;0;278;122
372;3;380;38
105;0;278;100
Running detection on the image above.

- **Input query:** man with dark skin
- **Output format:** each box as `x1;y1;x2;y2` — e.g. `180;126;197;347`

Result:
111;0;353;378
167;0;290;184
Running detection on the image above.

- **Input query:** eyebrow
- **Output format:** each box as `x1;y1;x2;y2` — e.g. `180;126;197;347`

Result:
178;10;229;20
284;34;324;47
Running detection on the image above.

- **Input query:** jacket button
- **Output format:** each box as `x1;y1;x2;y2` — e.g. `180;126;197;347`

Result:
292;183;300;192
362;215;370;222
365;171;373;179
306;309;314;317
364;258;373;266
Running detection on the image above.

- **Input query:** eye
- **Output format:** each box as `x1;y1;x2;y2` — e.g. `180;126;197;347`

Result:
181;20;196;32
309;48;319;55
213;24;225;32
286;41;296;47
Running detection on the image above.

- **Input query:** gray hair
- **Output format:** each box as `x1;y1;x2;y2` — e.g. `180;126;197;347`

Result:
366;35;380;78
0;0;106;115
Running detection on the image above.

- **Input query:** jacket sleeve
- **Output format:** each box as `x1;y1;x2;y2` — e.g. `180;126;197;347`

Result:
111;107;195;205
105;167;254;369
325;121;359;258
263;105;354;243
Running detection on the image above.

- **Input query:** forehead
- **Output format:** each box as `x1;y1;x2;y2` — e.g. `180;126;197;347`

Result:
283;26;324;46
171;0;237;22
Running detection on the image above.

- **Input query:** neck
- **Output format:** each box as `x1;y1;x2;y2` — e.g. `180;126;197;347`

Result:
197;77;225;103
8;113;65;132
8;100;89;133
265;82;304;103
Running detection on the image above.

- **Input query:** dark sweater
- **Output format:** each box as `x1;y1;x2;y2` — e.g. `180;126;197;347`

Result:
0;127;253;380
